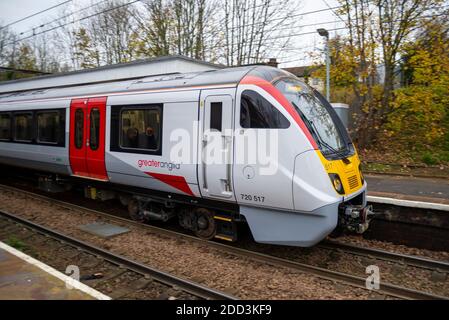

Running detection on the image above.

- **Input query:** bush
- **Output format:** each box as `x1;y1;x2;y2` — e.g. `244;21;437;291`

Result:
422;153;438;165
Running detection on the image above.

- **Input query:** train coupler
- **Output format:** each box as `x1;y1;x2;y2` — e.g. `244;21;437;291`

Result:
339;204;375;234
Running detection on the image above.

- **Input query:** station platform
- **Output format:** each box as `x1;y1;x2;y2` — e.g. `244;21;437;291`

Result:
0;242;110;300
366;174;449;209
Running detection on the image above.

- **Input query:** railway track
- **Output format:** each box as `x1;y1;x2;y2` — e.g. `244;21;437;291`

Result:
0;183;447;300
0;209;236;300
320;240;449;273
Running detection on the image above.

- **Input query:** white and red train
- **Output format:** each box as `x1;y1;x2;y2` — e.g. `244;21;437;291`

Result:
0;63;372;246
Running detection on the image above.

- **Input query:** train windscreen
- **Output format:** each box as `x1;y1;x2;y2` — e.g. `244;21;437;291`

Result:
275;78;348;157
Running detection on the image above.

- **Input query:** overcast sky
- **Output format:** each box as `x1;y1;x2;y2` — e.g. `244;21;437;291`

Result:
0;0;344;67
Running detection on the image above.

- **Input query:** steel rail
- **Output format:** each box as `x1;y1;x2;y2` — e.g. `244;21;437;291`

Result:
0;183;447;300
320;240;449;273
2;183;448;272
0;209;236;301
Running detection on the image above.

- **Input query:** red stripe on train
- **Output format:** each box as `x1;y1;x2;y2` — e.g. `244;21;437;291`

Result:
144;172;195;197
240;75;318;149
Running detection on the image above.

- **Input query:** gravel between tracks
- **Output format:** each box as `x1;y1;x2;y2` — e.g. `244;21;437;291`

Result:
241;240;449;297
0;189;379;300
336;235;449;262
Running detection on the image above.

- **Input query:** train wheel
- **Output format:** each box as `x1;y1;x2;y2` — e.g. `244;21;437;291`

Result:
128;198;145;222
194;208;216;240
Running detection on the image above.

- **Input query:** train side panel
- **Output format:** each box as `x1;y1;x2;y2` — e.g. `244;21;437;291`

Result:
197;88;237;202
105;90;202;197
0;100;71;176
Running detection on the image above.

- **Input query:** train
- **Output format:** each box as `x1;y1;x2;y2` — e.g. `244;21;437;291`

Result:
0;62;373;247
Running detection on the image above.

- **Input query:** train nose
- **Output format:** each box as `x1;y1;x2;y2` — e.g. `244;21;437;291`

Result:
292;150;341;212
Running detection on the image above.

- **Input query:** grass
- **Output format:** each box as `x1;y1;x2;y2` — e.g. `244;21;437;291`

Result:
364;163;392;172
4;236;27;252
422;153;438;165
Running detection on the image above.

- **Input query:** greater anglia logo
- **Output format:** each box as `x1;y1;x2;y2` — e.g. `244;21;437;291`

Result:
138;159;181;171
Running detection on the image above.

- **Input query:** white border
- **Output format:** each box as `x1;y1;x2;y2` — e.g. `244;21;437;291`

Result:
367;195;449;212
0;241;111;300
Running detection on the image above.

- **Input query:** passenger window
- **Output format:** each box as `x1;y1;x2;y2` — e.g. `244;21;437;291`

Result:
240;90;290;129
0;113;11;140
75;109;84;149
90;108;100;151
120;108;160;150
14;113;33;142
210;102;222;132
37;111;60;144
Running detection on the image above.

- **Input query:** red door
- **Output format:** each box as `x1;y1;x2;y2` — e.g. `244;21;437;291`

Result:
69;98;88;177
69;97;108;181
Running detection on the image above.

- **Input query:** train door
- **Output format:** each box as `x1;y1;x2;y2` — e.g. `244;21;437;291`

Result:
198;93;235;200
69;97;108;181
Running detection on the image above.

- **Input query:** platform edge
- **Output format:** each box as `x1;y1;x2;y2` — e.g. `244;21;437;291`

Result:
0;241;111;300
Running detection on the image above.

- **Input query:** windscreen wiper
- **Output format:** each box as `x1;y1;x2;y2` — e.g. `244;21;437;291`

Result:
315;134;348;159
291;102;321;144
292;101;347;158
308;120;346;156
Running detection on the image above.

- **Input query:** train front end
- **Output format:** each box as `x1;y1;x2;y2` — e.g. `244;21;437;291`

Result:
238;67;374;246
274;76;374;235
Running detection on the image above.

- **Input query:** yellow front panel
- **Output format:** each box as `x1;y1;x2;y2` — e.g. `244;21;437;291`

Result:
317;150;363;196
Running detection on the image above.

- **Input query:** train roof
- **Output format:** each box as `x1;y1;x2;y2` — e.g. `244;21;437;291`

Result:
0;54;298;105
0;64;266;104
0;55;223;94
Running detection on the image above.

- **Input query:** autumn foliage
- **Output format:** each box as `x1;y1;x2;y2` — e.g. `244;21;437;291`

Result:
385;21;449;164
312;1;449;165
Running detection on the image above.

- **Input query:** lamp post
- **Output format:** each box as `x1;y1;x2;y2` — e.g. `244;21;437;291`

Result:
317;28;330;101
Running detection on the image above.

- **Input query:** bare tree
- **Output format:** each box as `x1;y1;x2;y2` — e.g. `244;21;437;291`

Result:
29;32;64;73
0;25;14;66
221;0;301;66
172;0;214;59
133;0;173;57
337;0;379;145
2;0;302;72
133;0;218;60
51;6;81;70
73;27;100;69
85;0;139;65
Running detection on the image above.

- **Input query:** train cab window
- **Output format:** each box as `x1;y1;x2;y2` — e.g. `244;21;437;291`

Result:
0;113;11;140
210;102;223;132
74;109;84;149
37;111;60;144
90;108;100;151
120;108;161;151
14;113;33;142
240;90;290;129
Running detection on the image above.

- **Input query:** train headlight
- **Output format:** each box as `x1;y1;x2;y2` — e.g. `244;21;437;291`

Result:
329;173;345;194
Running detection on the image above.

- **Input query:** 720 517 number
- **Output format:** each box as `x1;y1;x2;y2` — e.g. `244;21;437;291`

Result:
240;194;265;202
